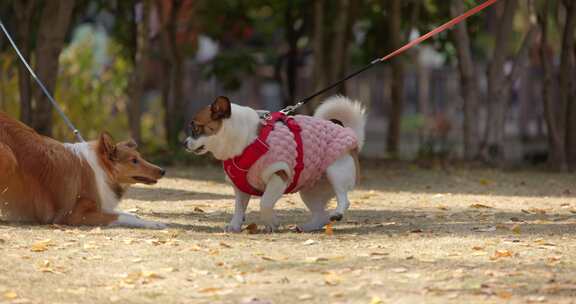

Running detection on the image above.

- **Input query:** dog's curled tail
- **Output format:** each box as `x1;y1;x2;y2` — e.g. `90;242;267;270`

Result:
314;95;367;150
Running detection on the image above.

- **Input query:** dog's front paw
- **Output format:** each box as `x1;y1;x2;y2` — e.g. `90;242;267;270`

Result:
262;223;279;233
329;212;344;222
260;210;279;233
224;223;242;233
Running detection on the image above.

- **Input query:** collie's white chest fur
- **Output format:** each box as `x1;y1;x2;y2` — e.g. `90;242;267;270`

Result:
64;143;120;211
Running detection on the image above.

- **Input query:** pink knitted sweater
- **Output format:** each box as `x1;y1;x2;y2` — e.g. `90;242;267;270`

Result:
246;115;358;193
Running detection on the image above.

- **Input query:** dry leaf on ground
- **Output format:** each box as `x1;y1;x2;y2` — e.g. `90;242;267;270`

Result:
30;239;54;252
3;291;18;300
470;203;493;209
246;223;259;234
325;222;334;236
491;249;513;260
324;272;342;286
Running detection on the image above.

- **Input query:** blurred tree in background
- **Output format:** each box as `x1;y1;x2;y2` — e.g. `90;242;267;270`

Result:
0;0;575;170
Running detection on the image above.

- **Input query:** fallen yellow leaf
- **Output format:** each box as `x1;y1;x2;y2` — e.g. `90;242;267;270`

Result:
491;249;513;260
497;290;512;299
324;272;341;286
3;291;17;300
198;287;222;294
325;222;334;236
370;296;384;304
30;239;53;252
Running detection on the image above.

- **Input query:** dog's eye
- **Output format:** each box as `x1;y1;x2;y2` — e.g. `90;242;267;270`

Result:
132;158;139;165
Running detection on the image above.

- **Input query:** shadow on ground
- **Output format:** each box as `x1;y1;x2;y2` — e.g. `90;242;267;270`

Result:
150;207;576;236
166;162;576;198
126;187;234;201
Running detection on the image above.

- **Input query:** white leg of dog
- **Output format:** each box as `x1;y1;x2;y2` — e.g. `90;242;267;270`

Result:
326;154;356;222
225;187;251;233
298;181;333;232
260;173;288;232
112;211;167;229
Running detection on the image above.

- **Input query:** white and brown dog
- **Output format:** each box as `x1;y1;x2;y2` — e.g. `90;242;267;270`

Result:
184;96;366;232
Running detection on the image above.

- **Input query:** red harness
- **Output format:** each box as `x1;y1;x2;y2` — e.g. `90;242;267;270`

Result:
222;112;304;196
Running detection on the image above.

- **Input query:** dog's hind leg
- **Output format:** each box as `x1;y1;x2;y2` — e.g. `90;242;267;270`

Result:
298;181;333;232
225;186;251;233
326;154;356;222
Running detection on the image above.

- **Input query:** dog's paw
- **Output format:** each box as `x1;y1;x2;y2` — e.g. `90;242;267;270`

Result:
288;225;303;233
260;210;279;233
329;212;343;222
224;223;242;233
262;223;279;233
114;214;167;229
295;223;326;233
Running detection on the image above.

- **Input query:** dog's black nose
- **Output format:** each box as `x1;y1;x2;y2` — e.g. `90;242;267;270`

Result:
160;169;166;177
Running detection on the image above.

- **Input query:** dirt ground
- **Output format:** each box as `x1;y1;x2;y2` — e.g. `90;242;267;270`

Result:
1;163;576;304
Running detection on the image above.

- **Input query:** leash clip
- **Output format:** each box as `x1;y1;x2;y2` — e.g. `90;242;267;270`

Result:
279;102;304;115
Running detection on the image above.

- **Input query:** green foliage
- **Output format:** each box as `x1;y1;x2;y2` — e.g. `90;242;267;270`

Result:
0;53;20;117
202;49;256;91
53;26;130;142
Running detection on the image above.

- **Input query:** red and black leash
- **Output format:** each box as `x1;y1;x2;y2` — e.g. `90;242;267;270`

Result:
279;0;499;115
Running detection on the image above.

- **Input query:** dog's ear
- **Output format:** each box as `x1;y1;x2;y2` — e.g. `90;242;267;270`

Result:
210;96;231;120
98;131;118;160
118;139;138;150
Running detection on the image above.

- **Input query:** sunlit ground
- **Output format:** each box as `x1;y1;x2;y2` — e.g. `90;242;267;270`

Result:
1;164;575;304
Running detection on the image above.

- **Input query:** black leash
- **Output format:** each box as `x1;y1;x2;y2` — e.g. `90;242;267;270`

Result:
279;58;383;115
278;0;498;115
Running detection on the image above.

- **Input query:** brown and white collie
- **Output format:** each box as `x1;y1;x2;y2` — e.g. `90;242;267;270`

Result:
0;112;166;228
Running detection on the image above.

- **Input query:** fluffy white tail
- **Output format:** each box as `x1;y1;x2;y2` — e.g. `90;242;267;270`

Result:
314;95;367;150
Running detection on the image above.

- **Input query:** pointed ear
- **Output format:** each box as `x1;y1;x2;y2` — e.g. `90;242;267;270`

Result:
210;96;231;120
119;139;138;150
98;132;117;160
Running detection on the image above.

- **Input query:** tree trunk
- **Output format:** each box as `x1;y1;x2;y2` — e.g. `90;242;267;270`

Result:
539;0;567;170
561;0;576;169
330;0;350;87
482;0;517;163
127;0;151;144
284;0;298;106
157;0;189;149
451;0;481;160
32;0;75;137
14;0;35;124
386;0;404;157
307;0;326;113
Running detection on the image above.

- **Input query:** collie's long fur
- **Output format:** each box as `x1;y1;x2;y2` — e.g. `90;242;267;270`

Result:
184;95;366;232
0;112;166;228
